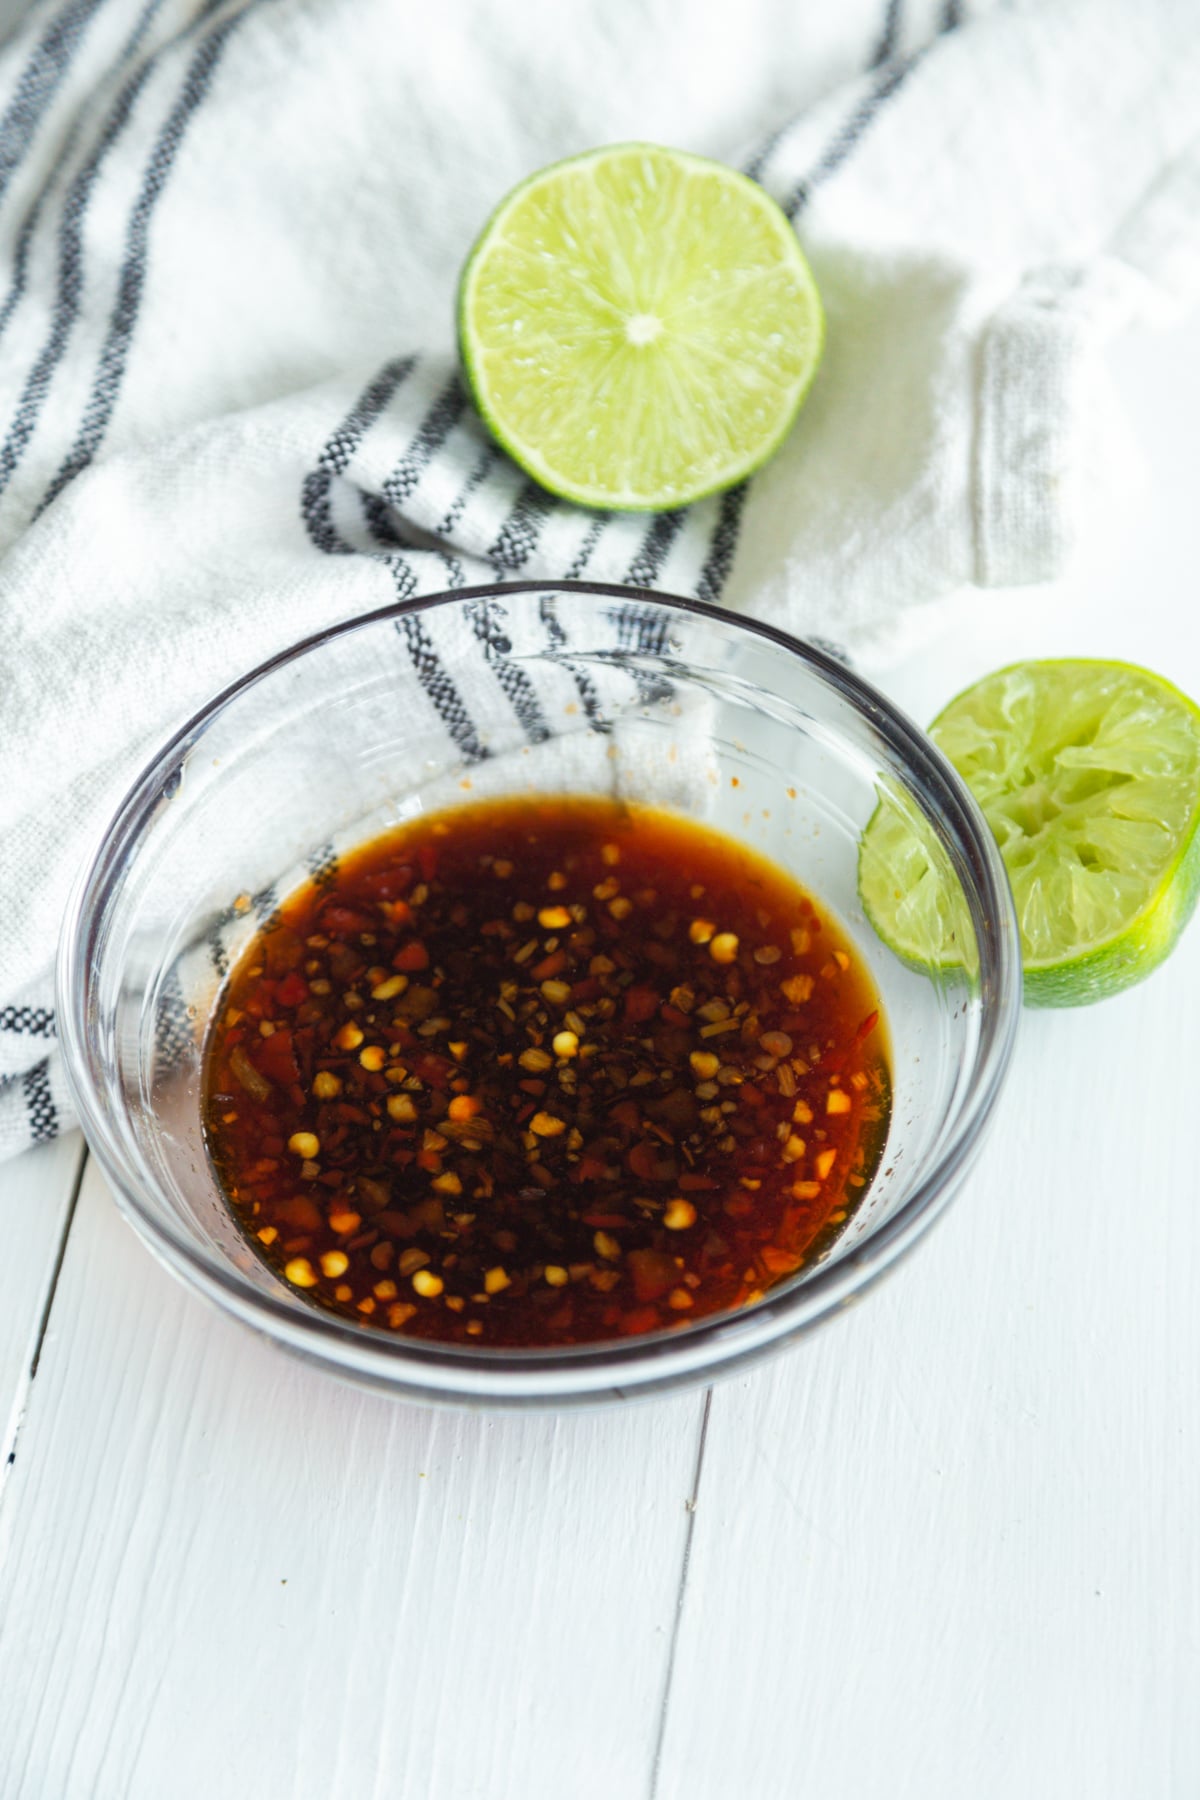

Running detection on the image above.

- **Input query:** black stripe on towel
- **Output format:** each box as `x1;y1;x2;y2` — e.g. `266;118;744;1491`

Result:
303;359;490;764
23;1056;57;1142
489;479;554;574
783;48;927;220
564;514;608;580
870;0;904;67
750;0;955;207
436;442;498;537
396;613;489;763
0;0;200;500
624;509;685;588
466;593;551;744
253;883;281;932
301;356;416;552
0;1005;56;1036
359;488;468;593
383;375;468;505
359;486;405;547
0;0;166;353
695;483;749;605
306;843;340;889
153;964;193;1067
0;0;107;209
36;0;256;515
613;602;672;661
206;919;229;980
537;589;607;731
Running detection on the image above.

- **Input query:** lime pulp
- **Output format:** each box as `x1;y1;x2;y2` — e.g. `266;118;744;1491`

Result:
859;659;1200;1006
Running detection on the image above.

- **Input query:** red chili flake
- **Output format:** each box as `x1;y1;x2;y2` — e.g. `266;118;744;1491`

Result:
253;1028;300;1088
275;972;309;1008
355;865;414;901
619;1305;663;1335
627;1140;676;1183
531;948;567;982
628;1248;677;1301
320;902;375;936
623;985;659;1025
393;941;430;972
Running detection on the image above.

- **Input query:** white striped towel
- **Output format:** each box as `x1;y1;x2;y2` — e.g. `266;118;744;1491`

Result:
2;0;1200;1158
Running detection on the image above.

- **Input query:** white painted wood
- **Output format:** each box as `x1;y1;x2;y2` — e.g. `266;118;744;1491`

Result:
0;1132;85;1475
655;317;1200;1800
0;1157;702;1800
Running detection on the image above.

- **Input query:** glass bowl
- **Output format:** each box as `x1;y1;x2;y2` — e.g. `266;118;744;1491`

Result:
57;582;1021;1408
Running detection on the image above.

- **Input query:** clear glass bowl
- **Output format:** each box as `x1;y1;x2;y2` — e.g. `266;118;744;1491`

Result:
57;583;1021;1407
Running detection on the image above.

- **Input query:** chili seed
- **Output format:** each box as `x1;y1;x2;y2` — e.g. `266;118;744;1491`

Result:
530;1111;566;1137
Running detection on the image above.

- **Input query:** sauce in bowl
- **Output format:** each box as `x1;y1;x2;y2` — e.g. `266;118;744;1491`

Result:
202;796;889;1346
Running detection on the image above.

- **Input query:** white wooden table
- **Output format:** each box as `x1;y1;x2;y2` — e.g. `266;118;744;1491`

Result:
3;319;1200;1800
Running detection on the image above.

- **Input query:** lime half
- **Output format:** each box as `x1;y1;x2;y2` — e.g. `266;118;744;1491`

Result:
458;143;824;511
860;660;1200;1006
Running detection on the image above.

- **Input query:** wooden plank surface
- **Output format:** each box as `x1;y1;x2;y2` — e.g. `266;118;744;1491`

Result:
0;1157;703;1800
0;1132;85;1478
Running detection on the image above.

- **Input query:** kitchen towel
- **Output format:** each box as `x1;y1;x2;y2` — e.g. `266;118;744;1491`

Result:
2;0;1200;1158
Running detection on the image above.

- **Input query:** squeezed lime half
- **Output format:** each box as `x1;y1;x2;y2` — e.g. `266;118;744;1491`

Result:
860;659;1200;1006
458;142;824;511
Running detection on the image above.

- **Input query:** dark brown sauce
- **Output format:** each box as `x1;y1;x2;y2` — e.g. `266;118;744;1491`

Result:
202;796;890;1347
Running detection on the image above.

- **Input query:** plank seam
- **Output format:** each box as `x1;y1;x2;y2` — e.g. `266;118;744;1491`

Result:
2;1144;88;1483
648;1385;713;1800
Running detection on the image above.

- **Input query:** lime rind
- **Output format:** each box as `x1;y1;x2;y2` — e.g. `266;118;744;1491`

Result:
859;659;1200;1008
457;143;825;512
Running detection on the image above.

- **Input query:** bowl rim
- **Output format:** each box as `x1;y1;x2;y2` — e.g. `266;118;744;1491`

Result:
56;579;1022;1401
